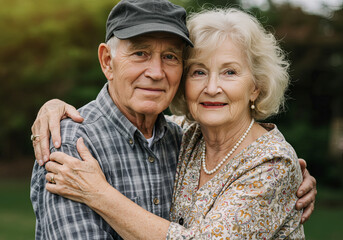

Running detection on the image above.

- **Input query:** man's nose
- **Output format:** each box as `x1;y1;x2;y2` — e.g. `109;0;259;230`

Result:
144;56;165;81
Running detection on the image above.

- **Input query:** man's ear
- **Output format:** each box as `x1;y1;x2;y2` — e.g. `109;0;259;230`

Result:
98;43;113;81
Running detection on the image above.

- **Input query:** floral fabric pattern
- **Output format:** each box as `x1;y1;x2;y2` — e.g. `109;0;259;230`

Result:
167;123;305;239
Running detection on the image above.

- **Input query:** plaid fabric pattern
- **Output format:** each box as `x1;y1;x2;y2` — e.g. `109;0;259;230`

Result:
30;83;183;239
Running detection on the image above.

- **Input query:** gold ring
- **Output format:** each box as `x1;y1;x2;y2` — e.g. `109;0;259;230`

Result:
50;175;56;184
31;135;40;141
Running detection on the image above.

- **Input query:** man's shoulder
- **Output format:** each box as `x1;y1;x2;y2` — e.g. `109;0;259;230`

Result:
59;100;106;142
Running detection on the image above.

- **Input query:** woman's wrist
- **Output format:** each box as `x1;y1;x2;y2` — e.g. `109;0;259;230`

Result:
86;181;114;210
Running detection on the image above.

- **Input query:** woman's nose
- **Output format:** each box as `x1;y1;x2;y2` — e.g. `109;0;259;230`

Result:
204;73;222;95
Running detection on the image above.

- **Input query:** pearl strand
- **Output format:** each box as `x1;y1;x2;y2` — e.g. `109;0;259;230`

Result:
201;118;255;175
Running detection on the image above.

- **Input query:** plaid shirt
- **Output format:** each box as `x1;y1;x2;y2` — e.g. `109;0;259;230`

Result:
30;83;183;239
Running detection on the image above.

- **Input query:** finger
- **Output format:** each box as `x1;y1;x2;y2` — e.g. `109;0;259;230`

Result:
300;202;314;224
76;138;94;162
297;169;316;197
46;181;59;195
295;187;316;210
32;121;46;165
38;131;52;164
49;115;62;149
65;104;84;123
45;172;57;183
33;117;51;164
50;151;76;165
33;140;44;166
45;161;62;174
298;158;307;174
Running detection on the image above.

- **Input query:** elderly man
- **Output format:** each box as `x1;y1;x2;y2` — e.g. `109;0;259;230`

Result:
31;0;192;239
31;0;316;239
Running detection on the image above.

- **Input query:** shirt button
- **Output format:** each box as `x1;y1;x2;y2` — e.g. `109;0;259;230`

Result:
153;198;160;205
129;139;133;145
148;156;155;163
179;217;184;225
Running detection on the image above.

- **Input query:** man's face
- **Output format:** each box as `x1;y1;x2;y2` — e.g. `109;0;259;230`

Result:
108;33;184;119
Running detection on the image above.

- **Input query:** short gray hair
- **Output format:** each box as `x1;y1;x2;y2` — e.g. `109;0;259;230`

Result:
106;36;120;57
170;8;290;121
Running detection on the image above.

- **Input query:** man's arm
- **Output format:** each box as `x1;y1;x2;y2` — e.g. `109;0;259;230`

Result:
30;140;116;239
296;159;317;223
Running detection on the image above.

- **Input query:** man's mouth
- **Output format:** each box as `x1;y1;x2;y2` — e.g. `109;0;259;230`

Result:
138;88;164;92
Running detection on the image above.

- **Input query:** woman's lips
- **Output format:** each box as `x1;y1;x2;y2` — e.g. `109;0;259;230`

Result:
201;102;228;108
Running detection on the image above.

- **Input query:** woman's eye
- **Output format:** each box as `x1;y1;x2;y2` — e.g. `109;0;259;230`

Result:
225;70;236;75
193;70;205;76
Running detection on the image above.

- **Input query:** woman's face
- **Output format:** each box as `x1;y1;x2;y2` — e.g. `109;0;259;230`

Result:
185;38;259;128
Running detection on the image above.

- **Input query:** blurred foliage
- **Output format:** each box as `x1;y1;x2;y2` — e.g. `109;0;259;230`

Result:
0;0;342;187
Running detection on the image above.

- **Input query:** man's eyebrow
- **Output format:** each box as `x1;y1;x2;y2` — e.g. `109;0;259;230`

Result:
165;47;183;55
127;39;183;54
128;42;151;51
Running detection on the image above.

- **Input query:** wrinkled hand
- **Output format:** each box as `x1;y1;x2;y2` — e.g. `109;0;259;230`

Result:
31;99;83;166
296;159;317;224
45;138;111;205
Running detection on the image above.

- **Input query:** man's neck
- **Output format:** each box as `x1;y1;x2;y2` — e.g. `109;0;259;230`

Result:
115;104;158;138
108;86;158;138
132;113;158;139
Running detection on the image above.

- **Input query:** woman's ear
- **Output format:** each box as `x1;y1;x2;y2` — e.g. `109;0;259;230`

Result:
250;84;260;102
98;43;113;81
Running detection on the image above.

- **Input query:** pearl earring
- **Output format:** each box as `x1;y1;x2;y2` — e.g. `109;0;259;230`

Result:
251;101;255;110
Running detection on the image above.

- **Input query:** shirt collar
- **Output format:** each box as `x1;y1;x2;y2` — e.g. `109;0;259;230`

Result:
95;83;169;147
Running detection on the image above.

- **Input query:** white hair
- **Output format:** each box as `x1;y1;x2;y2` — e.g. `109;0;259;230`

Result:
170;8;290;120
106;36;120;57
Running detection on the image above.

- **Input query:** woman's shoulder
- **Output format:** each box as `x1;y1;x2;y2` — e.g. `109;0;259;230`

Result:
175;122;203;166
181;122;202;147
253;123;298;161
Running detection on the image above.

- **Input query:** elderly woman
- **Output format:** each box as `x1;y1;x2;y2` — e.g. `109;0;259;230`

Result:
34;8;305;239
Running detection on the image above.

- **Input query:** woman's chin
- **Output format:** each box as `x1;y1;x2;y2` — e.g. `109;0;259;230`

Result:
197;117;233;128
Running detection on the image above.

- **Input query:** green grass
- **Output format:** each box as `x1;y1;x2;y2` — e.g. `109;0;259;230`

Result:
0;180;342;239
303;206;343;240
0;180;35;240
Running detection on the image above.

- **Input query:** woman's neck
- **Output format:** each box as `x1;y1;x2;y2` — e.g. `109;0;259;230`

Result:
200;117;253;156
198;118;267;189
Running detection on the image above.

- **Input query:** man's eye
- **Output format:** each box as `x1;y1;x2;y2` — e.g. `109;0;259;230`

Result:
164;54;177;61
134;51;145;57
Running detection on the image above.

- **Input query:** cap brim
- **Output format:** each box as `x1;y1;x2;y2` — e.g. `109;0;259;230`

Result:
112;22;193;47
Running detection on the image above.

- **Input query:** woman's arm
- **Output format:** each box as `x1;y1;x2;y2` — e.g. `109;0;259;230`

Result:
91;186;170;240
34;101;317;223
31;99;83;165
46;138;170;240
46;138;305;239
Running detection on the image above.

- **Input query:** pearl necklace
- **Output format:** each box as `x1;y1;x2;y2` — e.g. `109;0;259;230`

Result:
201;118;255;175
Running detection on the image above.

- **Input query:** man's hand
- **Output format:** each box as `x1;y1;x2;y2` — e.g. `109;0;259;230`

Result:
31;99;83;166
296;159;317;224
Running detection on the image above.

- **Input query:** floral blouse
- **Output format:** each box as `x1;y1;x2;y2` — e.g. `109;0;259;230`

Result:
167;122;305;239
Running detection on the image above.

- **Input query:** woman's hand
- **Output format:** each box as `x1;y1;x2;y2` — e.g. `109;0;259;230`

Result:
31;99;83;166
296;159;317;224
45;138;111;206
